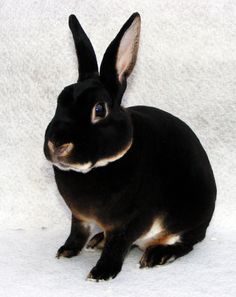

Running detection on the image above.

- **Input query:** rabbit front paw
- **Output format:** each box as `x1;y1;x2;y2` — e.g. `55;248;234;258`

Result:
56;245;80;258
87;261;122;282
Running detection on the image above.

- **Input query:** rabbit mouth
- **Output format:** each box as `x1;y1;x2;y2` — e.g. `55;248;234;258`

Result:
58;162;70;169
53;161;93;174
51;139;133;173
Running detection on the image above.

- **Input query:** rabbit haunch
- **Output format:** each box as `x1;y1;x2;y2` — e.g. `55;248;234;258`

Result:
134;218;181;250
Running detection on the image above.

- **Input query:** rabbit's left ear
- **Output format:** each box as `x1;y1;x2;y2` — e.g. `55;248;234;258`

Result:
69;15;98;81
100;13;141;104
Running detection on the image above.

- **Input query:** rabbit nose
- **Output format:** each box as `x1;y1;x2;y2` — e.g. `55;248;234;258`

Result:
48;141;74;157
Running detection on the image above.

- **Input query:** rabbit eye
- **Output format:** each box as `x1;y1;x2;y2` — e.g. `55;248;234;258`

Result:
92;102;108;123
95;103;106;117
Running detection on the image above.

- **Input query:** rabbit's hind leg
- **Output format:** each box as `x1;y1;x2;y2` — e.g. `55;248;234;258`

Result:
139;219;211;268
139;241;193;268
86;232;105;251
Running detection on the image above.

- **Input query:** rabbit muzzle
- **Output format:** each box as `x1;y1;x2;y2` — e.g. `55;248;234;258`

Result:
47;141;74;158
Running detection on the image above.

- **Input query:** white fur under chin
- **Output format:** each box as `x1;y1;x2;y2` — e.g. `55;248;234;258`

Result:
53;162;92;174
52;151;123;173
52;153;123;174
52;141;133;174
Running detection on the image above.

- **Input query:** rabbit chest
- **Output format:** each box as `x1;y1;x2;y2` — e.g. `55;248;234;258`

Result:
53;163;140;231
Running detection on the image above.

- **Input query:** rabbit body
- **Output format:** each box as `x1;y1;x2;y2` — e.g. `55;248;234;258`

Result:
44;14;216;281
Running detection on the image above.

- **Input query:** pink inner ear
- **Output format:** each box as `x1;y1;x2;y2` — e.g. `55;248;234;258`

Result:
117;61;127;83
116;17;141;83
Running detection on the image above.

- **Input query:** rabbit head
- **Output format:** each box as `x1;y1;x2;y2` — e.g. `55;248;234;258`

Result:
44;13;141;173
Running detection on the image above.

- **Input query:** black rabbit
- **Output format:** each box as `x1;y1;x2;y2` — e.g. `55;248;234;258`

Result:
44;13;216;281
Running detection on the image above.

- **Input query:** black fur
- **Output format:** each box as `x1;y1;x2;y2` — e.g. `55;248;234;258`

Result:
44;13;216;281
69;15;98;80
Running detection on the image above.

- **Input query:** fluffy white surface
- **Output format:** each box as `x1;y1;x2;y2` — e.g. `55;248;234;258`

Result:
0;0;235;296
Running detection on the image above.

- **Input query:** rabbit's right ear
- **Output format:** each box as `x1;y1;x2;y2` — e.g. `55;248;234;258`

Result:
69;15;98;81
100;13;141;104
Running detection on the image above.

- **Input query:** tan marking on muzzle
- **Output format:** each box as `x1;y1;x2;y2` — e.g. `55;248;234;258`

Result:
47;141;74;157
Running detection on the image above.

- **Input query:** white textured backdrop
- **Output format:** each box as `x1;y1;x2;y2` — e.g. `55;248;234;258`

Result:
0;0;235;296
